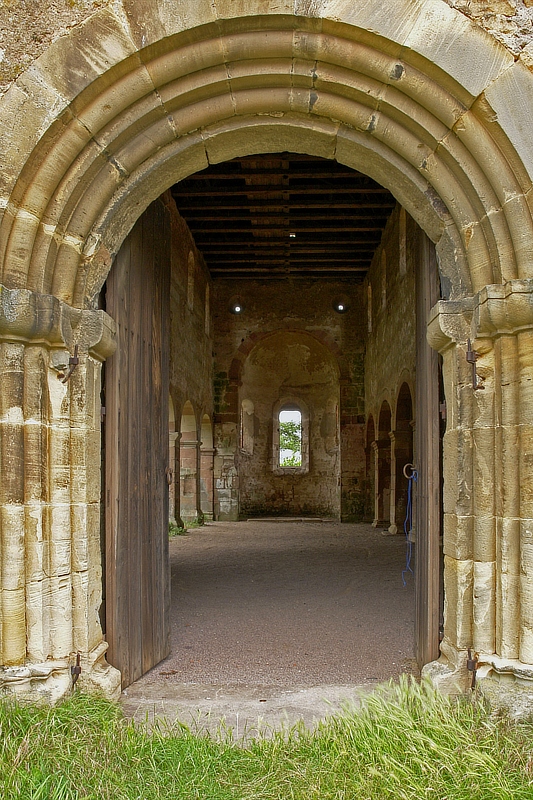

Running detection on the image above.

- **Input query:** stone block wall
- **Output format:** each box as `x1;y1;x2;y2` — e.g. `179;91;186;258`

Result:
364;206;417;527
211;278;367;520
1;1;532;99
165;195;214;524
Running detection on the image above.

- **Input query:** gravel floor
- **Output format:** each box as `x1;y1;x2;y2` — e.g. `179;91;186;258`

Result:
131;520;417;687
122;520;417;730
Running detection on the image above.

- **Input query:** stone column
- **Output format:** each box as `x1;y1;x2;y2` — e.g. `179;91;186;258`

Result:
0;286;120;702
388;431;398;534
169;430;179;526
426;280;533;698
200;447;215;520
371;438;391;528
180;438;200;523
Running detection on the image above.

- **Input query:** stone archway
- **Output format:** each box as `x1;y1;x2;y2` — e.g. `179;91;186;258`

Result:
1;0;533;701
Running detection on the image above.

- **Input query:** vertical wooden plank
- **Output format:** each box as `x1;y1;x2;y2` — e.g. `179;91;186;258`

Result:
106;232;131;682
105;199;171;689
127;217;144;686
415;231;441;666
152;201;171;666
141;204;156;677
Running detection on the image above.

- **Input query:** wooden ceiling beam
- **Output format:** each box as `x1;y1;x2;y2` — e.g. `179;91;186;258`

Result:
177;214;390;222
180;171;374;180
173;201;395;210
191;226;383;234
172;187;391;197
209;266;368;273
200;248;376;255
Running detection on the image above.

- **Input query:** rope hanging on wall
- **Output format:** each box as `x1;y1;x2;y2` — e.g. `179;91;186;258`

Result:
402;463;417;587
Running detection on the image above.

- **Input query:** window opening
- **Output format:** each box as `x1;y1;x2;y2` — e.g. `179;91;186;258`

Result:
279;408;302;467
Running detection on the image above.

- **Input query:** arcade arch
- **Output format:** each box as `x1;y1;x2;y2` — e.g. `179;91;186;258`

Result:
0;1;532;704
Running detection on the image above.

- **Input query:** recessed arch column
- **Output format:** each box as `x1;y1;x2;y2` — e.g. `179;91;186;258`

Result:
427;279;533;692
0;286;120;700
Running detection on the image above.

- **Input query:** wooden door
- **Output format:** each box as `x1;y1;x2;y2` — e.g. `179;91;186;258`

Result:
105;200;171;688
415;231;441;667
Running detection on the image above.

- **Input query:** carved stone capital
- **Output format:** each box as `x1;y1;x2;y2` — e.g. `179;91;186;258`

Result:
427;298;473;354
0;285;116;360
474;279;533;338
428;280;533;354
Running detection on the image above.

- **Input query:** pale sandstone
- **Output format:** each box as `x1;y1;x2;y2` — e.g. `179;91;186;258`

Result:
0;0;533;708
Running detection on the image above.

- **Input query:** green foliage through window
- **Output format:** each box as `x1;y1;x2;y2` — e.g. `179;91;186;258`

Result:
279;418;302;467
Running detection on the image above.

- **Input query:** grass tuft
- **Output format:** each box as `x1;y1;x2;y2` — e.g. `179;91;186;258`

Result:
1;677;533;798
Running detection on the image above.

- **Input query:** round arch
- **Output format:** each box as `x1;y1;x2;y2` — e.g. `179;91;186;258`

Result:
0;2;531;308
2;0;533;704
229;326;346;388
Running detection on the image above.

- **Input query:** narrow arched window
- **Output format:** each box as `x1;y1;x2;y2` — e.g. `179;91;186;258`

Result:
279;407;302;468
273;399;309;474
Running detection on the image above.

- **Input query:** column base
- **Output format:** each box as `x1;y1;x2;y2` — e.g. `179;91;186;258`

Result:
0;642;121;704
423;642;533;718
421;639;471;694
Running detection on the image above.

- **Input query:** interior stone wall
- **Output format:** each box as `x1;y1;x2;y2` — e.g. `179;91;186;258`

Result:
364;206;417;422
363;207;418;525
211;279;367;520
164;195;214;524
238;330;340;518
166;195;213;422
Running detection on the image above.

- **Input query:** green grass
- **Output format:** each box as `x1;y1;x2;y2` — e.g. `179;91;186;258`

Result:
1;677;533;799
168;521;187;537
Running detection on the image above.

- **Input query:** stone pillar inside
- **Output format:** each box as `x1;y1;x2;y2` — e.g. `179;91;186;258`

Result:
425;280;533;701
200;414;214;521
0;287;120;702
168;395;178;526
180;401;200;524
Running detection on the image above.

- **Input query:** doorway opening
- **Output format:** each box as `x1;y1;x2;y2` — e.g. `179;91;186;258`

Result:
103;152;442;689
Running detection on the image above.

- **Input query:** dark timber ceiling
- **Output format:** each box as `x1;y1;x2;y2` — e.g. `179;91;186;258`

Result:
171;154;396;280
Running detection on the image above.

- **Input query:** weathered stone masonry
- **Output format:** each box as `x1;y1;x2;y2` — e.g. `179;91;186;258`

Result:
1;0;533;707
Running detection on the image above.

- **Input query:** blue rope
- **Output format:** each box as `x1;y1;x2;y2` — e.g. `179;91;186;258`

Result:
402;468;417;586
